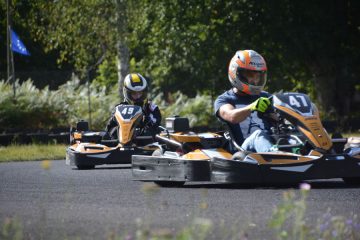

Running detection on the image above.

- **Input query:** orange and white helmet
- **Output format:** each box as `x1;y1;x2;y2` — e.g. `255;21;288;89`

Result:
228;50;267;95
123;73;148;106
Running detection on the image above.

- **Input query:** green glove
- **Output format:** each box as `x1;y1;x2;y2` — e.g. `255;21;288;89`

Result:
249;97;271;113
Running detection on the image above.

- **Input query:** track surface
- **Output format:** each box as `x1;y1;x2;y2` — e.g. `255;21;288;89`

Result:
1;160;360;239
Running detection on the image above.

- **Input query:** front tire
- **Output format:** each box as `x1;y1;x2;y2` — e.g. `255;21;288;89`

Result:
154;181;185;187
76;165;95;170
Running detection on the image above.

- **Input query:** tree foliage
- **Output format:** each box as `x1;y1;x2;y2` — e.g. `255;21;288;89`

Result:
27;0;118;75
129;1;360;119
1;0;359;127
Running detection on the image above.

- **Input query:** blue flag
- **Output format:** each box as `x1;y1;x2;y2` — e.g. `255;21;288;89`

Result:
10;29;30;56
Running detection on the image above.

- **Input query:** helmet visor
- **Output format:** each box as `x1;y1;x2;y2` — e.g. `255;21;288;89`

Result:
130;91;144;100
237;69;267;87
124;88;148;105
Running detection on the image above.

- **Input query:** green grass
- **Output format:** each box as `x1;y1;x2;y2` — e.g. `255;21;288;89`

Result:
343;132;360;138
0;144;66;162
0;132;359;163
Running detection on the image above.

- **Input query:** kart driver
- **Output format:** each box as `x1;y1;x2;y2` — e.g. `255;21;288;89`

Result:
105;73;161;139
214;50;274;153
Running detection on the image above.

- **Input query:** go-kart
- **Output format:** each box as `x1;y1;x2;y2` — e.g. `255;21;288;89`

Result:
66;105;160;169
132;92;360;186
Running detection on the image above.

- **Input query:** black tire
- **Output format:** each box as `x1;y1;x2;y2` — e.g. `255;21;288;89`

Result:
154;181;185;187
76;165;95;170
342;177;360;185
77;120;89;132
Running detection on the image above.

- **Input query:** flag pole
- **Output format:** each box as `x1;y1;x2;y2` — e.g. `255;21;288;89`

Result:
6;0;11;83
10;32;16;99
6;0;16;99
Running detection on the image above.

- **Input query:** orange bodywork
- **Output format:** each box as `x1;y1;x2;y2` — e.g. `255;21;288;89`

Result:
74;132;82;140
114;109;142;145
71;143;114;153
182;148;233;160
275;104;333;151
169;132;223;143
170;133;200;143
247;152;320;165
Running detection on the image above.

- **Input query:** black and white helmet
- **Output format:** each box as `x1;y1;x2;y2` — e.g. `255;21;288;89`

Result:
123;73;148;106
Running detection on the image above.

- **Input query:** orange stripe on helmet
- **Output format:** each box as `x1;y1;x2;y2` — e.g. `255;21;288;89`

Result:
235;59;245;68
242;83;250;95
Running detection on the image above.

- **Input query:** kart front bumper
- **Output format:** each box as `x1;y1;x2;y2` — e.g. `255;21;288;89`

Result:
66;146;154;167
132;153;360;184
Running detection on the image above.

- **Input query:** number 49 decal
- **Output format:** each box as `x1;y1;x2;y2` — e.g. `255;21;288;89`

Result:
121;107;134;115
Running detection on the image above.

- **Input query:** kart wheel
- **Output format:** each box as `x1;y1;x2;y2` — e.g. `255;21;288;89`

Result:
76;165;95;170
154;181;185;187
342;177;360;185
77;120;89;131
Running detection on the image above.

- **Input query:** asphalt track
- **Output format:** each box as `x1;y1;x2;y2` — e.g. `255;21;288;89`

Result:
1;160;360;239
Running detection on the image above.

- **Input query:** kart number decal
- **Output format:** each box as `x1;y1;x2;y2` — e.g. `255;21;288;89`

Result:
122;107;134;115
276;93;314;116
289;95;308;108
117;105;142;121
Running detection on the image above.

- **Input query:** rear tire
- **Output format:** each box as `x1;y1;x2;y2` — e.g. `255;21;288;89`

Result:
154;181;185;187
76;165;95;170
76;120;89;132
342;177;360;185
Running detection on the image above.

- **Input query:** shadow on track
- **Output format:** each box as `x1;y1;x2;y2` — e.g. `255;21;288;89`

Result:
173;179;360;190
71;164;131;170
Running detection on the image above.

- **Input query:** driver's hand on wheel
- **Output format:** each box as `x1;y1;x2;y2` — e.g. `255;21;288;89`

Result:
249;97;271;113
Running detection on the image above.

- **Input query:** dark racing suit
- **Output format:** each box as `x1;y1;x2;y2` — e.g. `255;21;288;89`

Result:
104;101;162;140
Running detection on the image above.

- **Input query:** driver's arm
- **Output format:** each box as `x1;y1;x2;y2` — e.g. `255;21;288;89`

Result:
218;104;252;124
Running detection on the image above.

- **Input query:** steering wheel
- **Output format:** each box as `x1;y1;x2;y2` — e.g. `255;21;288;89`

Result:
257;95;275;119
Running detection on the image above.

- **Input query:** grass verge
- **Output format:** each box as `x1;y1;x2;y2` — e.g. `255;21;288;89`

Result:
0;144;66;162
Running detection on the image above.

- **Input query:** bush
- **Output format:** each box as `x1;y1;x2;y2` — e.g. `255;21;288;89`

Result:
0;77;118;131
153;91;221;129
1;78;221;131
0;80;68;130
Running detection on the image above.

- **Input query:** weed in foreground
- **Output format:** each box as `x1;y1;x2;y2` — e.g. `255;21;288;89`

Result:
2;181;360;240
0;217;23;240
268;183;360;240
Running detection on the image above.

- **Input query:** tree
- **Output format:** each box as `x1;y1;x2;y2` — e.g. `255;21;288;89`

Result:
4;0;359;126
252;0;360;122
27;0;131;99
129;0;360;122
